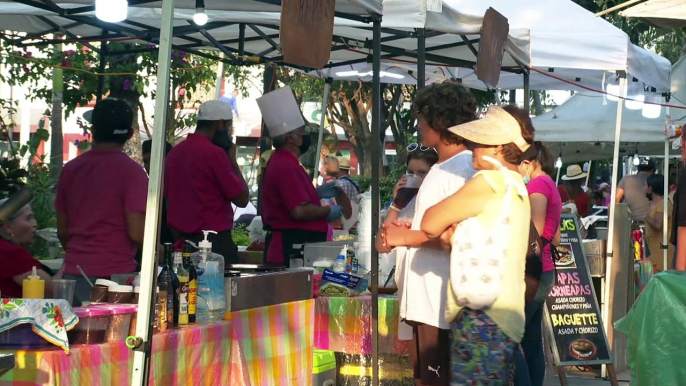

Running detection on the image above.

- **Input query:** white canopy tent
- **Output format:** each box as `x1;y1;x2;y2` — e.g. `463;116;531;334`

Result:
620;0;686;29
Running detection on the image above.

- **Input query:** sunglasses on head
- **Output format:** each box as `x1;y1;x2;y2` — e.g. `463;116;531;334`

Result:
407;143;437;153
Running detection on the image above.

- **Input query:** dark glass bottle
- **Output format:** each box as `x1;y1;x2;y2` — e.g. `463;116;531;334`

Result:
163;243;180;327
182;244;198;323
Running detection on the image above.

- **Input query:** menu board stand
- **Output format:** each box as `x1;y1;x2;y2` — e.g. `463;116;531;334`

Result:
543;214;619;386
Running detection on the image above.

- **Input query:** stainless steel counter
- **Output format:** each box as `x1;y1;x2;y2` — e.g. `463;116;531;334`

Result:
225;268;313;312
0;353;15;377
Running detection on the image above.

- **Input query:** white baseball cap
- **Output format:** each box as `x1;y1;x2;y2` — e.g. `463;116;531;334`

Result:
197;100;233;121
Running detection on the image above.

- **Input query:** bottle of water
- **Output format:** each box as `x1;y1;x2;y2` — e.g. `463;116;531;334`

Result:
190;231;226;322
334;246;347;273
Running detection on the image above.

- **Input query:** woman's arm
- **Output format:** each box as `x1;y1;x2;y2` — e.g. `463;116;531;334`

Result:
529;193;548;237
421;175;495;239
644;207;663;230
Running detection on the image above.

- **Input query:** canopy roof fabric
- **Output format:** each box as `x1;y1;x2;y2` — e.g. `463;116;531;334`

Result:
620;0;686;29
0;0;531;87
445;0;671;93
532;56;686;162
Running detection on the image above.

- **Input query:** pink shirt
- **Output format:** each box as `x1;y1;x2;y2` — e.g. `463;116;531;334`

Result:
527;176;562;272
55;149;148;277
165;134;245;234
261;149;328;264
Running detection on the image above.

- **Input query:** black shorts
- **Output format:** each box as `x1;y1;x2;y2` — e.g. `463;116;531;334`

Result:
408;321;451;386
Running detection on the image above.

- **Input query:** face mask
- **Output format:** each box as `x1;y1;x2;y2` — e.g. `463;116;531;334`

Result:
298;133;312;154
521;165;531;184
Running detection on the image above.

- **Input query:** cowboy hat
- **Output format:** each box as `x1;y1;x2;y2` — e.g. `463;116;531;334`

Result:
561;165;588;180
338;156;356;171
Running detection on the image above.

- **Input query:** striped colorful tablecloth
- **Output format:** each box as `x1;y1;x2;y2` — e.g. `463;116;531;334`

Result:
0;320;241;386
314;296;409;355
231;299;315;386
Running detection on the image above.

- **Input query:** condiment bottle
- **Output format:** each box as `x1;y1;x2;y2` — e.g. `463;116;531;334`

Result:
183;244;198;323
174;250;190;325
23;266;44;299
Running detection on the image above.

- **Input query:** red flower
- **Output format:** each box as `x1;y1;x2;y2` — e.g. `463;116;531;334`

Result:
2;299;9;305
53;306;64;328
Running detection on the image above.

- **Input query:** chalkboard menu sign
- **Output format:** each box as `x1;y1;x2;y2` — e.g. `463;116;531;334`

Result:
544;214;613;366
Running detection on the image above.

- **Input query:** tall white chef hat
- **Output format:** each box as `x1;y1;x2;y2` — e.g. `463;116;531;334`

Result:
256;86;306;138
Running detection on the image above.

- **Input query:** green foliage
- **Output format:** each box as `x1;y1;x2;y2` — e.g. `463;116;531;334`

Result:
0;158;28;198
349;165;406;205
232;224;251;247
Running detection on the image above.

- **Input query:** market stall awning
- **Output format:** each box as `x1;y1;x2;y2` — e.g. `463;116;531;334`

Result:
532;55;686;162
0;0;531;87
445;0;671;93
619;0;686;29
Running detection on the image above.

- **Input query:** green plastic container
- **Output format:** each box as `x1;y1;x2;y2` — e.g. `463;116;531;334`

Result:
313;349;336;374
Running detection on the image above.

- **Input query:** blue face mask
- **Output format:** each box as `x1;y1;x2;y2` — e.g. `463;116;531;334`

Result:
523;172;531;185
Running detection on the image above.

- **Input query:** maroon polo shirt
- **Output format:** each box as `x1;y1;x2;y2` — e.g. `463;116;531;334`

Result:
261;149;327;264
165;134;245;234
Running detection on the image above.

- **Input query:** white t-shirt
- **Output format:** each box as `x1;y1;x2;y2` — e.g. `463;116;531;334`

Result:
399;150;476;329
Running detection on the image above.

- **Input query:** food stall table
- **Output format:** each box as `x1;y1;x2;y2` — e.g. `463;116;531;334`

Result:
0;320;243;386
315;295;408;355
315;295;413;385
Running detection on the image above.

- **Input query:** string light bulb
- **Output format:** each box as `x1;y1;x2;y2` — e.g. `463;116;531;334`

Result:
193;0;208;25
633;154;640;166
642;89;662;119
555;154;563;169
95;0;128;23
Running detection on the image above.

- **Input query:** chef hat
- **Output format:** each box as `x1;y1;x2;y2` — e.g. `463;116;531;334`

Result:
256;86;306;138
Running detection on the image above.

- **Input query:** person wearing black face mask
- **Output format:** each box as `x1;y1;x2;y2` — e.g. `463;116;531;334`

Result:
257;87;348;267
165;100;249;265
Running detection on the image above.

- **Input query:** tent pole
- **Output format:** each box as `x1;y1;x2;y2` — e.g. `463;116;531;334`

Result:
313;69;333;185
523;72;530;112
371;16;382;386
131;0;175;385
96;30;107;102
602;73;626;379
417;28;426;144
585;161;592;187
664;106;670;271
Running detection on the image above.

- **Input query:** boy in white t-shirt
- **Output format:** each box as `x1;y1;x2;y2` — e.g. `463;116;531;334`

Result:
379;82;477;386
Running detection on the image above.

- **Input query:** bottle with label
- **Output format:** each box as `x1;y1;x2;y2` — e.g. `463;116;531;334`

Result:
183;244;198;323
163;244;180;327
334;246;347;273
190;230;226;322
158;248;175;330
174;250;190;325
346;244;355;273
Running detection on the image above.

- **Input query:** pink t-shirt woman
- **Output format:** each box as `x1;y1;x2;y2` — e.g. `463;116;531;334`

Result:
527;176;562;272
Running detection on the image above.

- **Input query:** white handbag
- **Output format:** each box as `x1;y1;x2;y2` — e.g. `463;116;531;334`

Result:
448;156;527;312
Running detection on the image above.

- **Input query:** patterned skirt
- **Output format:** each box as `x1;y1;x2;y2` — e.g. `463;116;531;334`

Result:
450;308;519;386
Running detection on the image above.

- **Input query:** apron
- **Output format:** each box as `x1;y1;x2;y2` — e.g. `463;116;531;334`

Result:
260;153;327;267
263;227;327;267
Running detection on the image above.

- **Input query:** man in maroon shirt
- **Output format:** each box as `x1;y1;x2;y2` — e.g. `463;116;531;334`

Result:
257;87;344;266
165;100;248;264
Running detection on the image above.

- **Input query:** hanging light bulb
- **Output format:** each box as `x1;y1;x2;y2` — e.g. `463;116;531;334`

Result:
642;89;662;119
555;155;563;169
625;79;645;110
633;154;640;166
95;0;128;23
193;0;208;25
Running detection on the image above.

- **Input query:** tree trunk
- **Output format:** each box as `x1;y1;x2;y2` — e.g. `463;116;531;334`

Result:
509;89;517;105
533;91;544;115
50;45;64;177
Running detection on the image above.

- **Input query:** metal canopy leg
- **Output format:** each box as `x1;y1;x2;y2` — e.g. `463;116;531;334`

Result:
313;68;333;184
370;15;382;386
131;0;176;384
417;28;426;143
602;73;626;379
523;71;530;112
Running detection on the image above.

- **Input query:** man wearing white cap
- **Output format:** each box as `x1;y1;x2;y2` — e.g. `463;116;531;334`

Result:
165;100;249;264
257;87;345;267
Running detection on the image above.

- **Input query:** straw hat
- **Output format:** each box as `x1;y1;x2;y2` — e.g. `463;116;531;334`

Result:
561;165;588;180
447;106;530;151
337;156;355;171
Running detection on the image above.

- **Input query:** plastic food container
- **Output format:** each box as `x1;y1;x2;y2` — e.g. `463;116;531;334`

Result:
68;307;112;344
92;304;137;342
90;285;109;302
0;324;53;349
108;285;133;304
94;279;118;287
